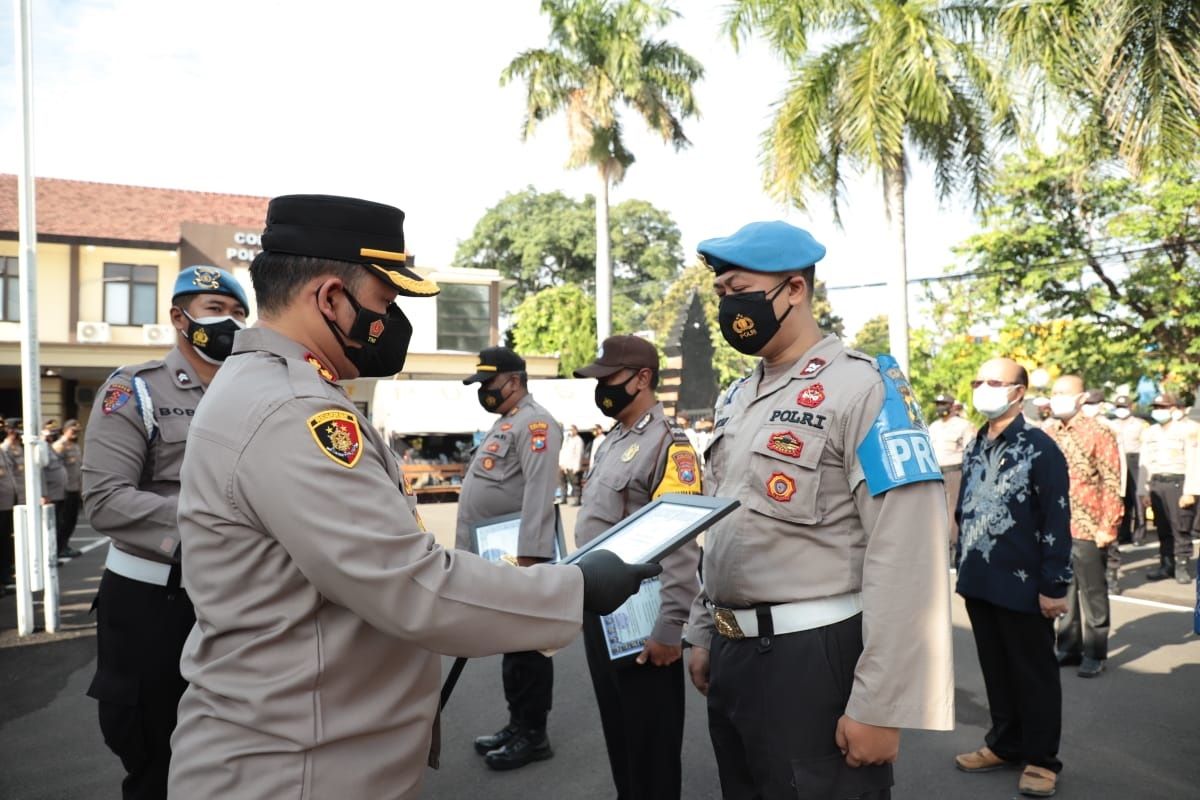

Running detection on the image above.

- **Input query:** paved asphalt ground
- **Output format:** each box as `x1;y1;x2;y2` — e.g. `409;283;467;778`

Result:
2;503;1198;799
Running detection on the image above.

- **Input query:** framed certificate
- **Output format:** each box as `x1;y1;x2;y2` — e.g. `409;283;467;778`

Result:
560;493;739;566
472;509;566;563
601;577;662;661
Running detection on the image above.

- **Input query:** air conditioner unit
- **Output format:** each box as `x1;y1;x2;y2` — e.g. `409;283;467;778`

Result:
76;321;111;344
142;324;175;345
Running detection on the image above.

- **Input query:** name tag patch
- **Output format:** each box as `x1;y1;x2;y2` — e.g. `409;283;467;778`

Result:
769;409;827;430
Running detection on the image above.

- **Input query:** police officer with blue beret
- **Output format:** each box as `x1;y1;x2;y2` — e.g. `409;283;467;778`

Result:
685;221;955;799
83;265;249;799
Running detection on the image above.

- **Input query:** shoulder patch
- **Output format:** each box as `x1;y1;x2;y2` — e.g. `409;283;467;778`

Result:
856;355;942;496
652;442;701;499
102;382;132;415
528;421;550;452
308;409;363;468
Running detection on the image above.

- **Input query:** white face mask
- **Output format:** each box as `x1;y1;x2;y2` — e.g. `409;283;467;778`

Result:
1049;395;1079;419
1114;408;1131;419
1151;408;1172;424
1081;403;1101;418
973;384;1016;420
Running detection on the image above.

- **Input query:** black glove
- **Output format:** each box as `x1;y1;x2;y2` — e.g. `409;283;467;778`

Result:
576;549;663;615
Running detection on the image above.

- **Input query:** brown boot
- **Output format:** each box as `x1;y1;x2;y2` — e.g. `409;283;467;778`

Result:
1018;765;1057;796
955;745;1011;772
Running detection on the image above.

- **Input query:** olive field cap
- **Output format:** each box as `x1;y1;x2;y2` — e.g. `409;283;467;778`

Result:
261;194;440;298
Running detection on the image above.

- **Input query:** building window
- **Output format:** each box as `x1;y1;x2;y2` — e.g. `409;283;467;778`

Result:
1;256;19;322
436;284;491;352
104;263;158;325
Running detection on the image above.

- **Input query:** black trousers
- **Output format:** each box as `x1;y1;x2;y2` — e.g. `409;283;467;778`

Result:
1118;455;1144;544
1149;476;1195;564
0;509;13;582
1057;540;1111;660
707;614;892;800
87;569;195;800
582;613;685;800
501;650;553;729
964;597;1062;772
558;469;581;501
57;491;82;551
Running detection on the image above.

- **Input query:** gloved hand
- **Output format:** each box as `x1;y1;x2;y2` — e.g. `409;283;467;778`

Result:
576;549;662;615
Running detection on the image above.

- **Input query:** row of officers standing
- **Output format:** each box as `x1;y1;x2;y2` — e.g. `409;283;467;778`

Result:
78;197;953;800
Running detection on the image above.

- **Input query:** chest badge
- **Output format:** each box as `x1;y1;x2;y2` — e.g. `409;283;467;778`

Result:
485;441;501;453
766;431;804;458
621;444;640;462
307;409;363;468
797;383;825;408
102;382;132;415
500;423;513;432
800;358;827;377
176;370;191;385
766;471;796;502
482;456;496;471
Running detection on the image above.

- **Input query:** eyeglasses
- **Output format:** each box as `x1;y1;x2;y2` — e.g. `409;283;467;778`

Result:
970;379;1016;389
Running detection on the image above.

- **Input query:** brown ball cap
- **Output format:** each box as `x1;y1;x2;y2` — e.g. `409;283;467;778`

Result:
574;335;659;379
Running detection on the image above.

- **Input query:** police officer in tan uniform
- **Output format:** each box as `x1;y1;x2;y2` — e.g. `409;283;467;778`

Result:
456;346;565;770
573;335;702;800
83;265;249;799
1139;393;1200;583
53;419;84;556
168;194;657;799
0;420;18;595
685;221;954;799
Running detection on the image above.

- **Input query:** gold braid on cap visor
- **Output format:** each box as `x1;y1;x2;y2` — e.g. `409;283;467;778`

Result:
360;247;441;297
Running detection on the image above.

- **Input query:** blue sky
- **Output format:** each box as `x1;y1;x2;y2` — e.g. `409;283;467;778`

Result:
0;0;982;337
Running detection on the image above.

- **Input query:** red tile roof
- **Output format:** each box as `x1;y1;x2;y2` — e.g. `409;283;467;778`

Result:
0;174;268;244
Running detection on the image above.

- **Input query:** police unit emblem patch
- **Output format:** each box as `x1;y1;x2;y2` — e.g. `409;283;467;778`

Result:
621;444;640;462
486;441;500;453
766;472;796;502
529;421;549;452
102;382;132;415
766;431;804;458
308;409;363;468
482;456;495;470
368;319;385;341
731;314;756;339
797;383;825;408
192;327;209;347
671;451;697;484
800;358;826;377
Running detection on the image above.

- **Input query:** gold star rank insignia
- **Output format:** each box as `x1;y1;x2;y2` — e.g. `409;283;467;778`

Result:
304;352;338;383
308;409;363;468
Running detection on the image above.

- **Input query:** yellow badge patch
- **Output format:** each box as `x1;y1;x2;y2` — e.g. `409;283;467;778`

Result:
308;409;363;468
621;444;640;463
652;443;702;500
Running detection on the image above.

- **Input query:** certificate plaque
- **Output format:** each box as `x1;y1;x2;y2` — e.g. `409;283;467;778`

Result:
561;493;739;566
601;577;662;661
472;510;565;563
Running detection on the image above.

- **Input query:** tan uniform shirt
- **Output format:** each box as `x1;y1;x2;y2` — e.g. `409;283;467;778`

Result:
455;396;563;558
0;445;19;511
82;348;203;563
169;327;583;800
1138;419;1200;496
41;444;67;503
1;442;25;505
687;335;954;731
1111;415;1148;456
928;414;974;468
574;403;701;646
58;440;83;493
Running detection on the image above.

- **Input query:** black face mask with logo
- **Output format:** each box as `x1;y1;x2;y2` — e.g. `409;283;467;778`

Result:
182;310;245;364
717;279;793;355
323;289;414;378
478;378;513;413
595;372;639;418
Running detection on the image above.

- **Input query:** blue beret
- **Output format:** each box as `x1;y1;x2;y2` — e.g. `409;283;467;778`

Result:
697;221;826;274
172;266;249;311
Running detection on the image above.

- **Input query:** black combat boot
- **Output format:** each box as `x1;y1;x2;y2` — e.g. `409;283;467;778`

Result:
473;723;520;756
484;726;554;770
1175;557;1193;585
1145;556;1175;582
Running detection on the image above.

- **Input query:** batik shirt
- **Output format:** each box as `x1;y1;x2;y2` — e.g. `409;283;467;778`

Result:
1043;415;1124;545
955;414;1072;614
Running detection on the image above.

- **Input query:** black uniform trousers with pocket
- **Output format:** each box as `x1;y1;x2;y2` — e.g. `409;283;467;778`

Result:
965;597;1062;772
1149;475;1195;564
88;568;195;800
706;613;892;800
582;613;685;800
502;650;553;730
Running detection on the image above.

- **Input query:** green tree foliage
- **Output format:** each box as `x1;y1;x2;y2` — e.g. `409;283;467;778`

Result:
502;0;703;337
851;315;890;357
509;284;598;377
452;187;686;328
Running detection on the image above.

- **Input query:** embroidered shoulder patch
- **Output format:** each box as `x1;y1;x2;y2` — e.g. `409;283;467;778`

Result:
308;409;363;468
528;421;550;452
102;382;132;415
652;443;701;499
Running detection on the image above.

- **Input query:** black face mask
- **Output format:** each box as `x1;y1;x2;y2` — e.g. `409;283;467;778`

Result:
718;279;793;355
182;310;245;364
595;372;639;418
323;289;414;378
478;378;514;413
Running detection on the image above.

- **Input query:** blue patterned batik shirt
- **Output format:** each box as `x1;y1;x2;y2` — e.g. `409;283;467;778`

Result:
955;414;1073;614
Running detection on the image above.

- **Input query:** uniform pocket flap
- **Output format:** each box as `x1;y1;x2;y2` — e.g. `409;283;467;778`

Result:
86;669;140;706
752;427;824;470
479;434;512;458
598;470;631;491
790;753;893;799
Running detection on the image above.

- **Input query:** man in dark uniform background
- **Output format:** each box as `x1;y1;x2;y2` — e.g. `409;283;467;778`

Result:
83;265;249;799
457;345;565;770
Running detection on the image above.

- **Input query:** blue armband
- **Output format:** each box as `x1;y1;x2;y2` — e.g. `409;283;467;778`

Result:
856;354;943;496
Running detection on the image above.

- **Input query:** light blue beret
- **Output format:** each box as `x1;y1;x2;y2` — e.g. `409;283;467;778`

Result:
172;265;249;310
697;221;827;274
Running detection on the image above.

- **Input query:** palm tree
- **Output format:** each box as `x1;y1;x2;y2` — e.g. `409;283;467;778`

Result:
725;0;1016;373
502;0;702;342
999;0;1200;175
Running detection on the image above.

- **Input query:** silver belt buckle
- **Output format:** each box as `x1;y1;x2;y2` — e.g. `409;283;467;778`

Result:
713;607;745;640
